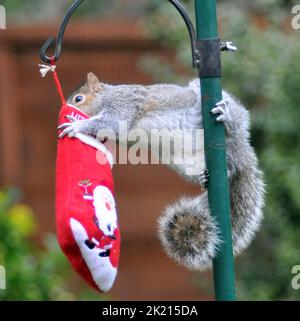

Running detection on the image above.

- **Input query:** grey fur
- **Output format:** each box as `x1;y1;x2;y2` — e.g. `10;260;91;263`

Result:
62;76;265;271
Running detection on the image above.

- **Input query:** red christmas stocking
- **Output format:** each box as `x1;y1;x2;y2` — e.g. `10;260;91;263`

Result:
56;104;120;292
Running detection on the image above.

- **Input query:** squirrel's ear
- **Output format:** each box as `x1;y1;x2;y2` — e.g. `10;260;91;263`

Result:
87;72;103;93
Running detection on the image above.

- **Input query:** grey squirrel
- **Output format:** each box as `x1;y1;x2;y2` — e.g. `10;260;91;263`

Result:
58;72;265;271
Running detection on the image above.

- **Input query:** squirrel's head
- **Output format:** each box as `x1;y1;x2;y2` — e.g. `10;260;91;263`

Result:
67;72;105;116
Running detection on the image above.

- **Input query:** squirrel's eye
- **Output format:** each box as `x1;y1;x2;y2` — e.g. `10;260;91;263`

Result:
73;94;86;105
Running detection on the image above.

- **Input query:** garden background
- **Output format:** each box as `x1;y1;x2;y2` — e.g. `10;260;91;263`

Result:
0;0;299;300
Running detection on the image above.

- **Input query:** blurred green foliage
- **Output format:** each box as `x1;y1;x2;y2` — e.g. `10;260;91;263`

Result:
143;1;300;300
0;0;150;24
0;188;104;301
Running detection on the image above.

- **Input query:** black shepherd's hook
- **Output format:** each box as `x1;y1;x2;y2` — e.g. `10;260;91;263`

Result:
40;0;235;66
168;0;199;68
40;0;198;66
40;0;84;63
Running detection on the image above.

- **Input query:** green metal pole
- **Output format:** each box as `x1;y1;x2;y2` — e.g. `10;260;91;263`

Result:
194;0;236;301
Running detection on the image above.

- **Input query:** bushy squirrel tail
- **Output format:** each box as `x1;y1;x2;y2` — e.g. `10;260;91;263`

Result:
158;164;265;271
158;193;220;271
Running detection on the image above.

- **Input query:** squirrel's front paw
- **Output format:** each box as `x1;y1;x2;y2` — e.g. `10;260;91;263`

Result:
58;116;96;138
211;99;231;123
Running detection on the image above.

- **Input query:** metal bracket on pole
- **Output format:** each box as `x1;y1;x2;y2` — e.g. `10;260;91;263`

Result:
196;38;221;77
168;0;237;74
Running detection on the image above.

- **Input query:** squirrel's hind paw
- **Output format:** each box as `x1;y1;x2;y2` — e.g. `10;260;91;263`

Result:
199;169;209;189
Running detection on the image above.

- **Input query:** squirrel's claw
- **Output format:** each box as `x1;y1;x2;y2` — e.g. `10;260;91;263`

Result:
57;118;95;139
57;122;74;139
66;115;77;122
58;121;80;138
57;122;72;131
211;99;230;123
57;115;80;137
